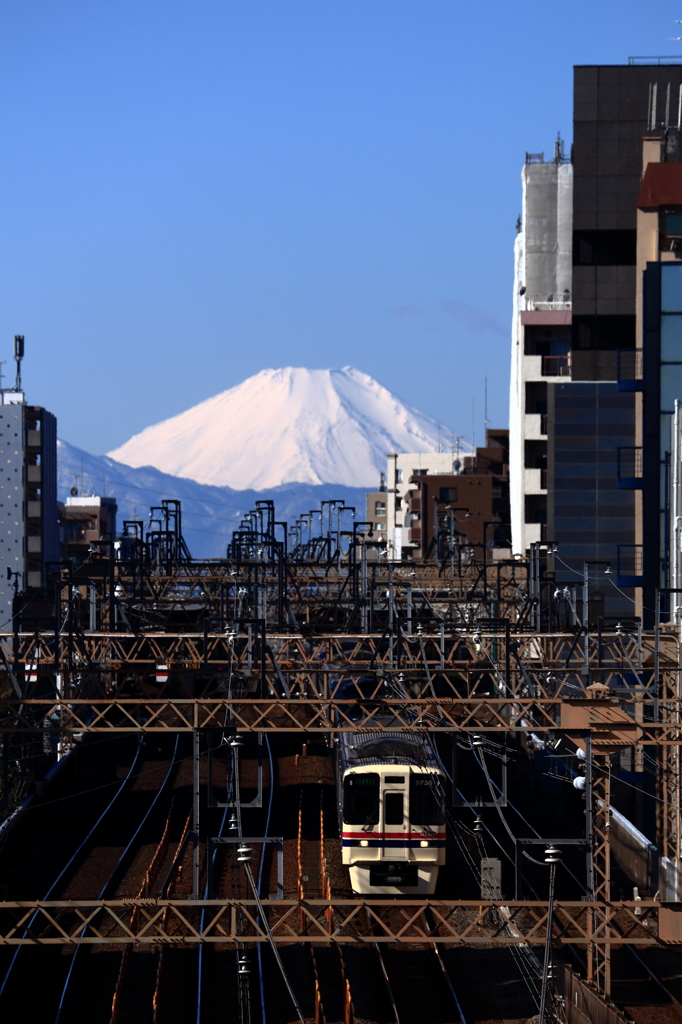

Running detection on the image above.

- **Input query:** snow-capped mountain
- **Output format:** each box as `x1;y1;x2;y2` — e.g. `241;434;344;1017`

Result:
107;366;456;489
57;439;368;558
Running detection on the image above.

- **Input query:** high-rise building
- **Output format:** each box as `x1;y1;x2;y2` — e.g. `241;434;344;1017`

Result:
509;140;572;556
0;387;58;625
511;61;682;623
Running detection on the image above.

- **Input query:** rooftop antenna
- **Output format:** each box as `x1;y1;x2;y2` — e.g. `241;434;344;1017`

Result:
0;360;6;392
13;335;24;392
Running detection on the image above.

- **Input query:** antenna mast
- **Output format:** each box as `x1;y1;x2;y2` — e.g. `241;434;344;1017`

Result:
13;335;24;392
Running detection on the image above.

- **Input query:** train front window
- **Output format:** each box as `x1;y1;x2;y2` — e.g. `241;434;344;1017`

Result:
410;774;444;825
343;773;380;824
384;792;404;825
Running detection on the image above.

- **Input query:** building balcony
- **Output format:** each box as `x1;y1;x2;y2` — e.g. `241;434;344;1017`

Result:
617;447;643;489
617;545;643;587
524;413;548;440
523;522;544;545
541;355;570;377
524;292;572;311
522;354;572;381
617;349;643;392
524;467;547;495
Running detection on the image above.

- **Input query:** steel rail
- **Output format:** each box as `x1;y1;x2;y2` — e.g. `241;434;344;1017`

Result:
196;751;233;1024
420;907;469;1023
372;941;401;1024
152;811;191;1024
110;798;178;1023
53;735;181;1023
431;942;468;1024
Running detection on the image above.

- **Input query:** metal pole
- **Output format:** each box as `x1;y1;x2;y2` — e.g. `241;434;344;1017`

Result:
360;540;368;634
654;588;662;724
388;563;394;669
672;401;680;611
583;561;590;681
88;582;96;632
585;732;593;899
192;728;200;899
538;848;560;1024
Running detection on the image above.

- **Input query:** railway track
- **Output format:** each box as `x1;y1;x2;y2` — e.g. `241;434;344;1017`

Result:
6;721;677;1023
55;736;180;1023
0;736;149;1020
0;735;196;1022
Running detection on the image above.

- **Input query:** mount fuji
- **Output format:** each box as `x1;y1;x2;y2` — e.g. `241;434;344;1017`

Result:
107;367;456;490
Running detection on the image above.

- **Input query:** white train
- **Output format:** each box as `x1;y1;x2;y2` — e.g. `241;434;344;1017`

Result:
336;729;446;895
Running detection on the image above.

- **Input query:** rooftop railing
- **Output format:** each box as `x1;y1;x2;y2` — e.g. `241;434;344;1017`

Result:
524;292;571;311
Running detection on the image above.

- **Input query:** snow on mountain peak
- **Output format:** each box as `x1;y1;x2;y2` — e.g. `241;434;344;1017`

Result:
107;366;457;489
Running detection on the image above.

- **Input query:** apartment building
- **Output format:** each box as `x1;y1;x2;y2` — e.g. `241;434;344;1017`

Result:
366;488;388;538
509;141;572;555
403;430;510;561
0;391;58;624
62;494;118;564
511;61;682;622
384;452;463;559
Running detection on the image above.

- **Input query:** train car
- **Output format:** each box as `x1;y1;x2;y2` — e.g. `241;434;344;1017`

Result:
336;729;446;895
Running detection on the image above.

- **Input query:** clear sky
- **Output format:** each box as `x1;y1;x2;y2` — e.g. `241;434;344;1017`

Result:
0;1;680;456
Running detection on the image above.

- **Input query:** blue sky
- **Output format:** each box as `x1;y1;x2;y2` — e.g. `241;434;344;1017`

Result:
0;1;680;456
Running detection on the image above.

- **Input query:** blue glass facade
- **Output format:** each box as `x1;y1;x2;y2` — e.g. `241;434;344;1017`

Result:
549;382;636;617
641;262;682;618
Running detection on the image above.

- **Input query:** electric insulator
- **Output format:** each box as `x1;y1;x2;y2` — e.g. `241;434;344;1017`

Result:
473;815;483;833
544;845;562;864
237;844;253;862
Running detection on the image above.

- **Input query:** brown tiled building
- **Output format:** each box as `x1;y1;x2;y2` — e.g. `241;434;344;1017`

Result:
404;430;510;560
62;494;117;563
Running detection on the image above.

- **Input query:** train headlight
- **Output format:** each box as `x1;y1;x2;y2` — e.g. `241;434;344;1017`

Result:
420;840;429;848
360;839;369;847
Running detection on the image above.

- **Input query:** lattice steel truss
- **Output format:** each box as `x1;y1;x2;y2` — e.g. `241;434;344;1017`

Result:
0;898;660;947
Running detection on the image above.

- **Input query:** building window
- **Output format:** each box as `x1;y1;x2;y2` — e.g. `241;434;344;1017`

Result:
375;501;386;512
572;229;636;266
67;521;87;543
375;522;386;531
439;487;458;503
662;264;682;313
413;469;428;476
661;209;682;237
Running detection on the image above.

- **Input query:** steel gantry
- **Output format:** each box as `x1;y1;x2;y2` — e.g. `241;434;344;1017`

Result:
0;898;666;947
5;499;682;1002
